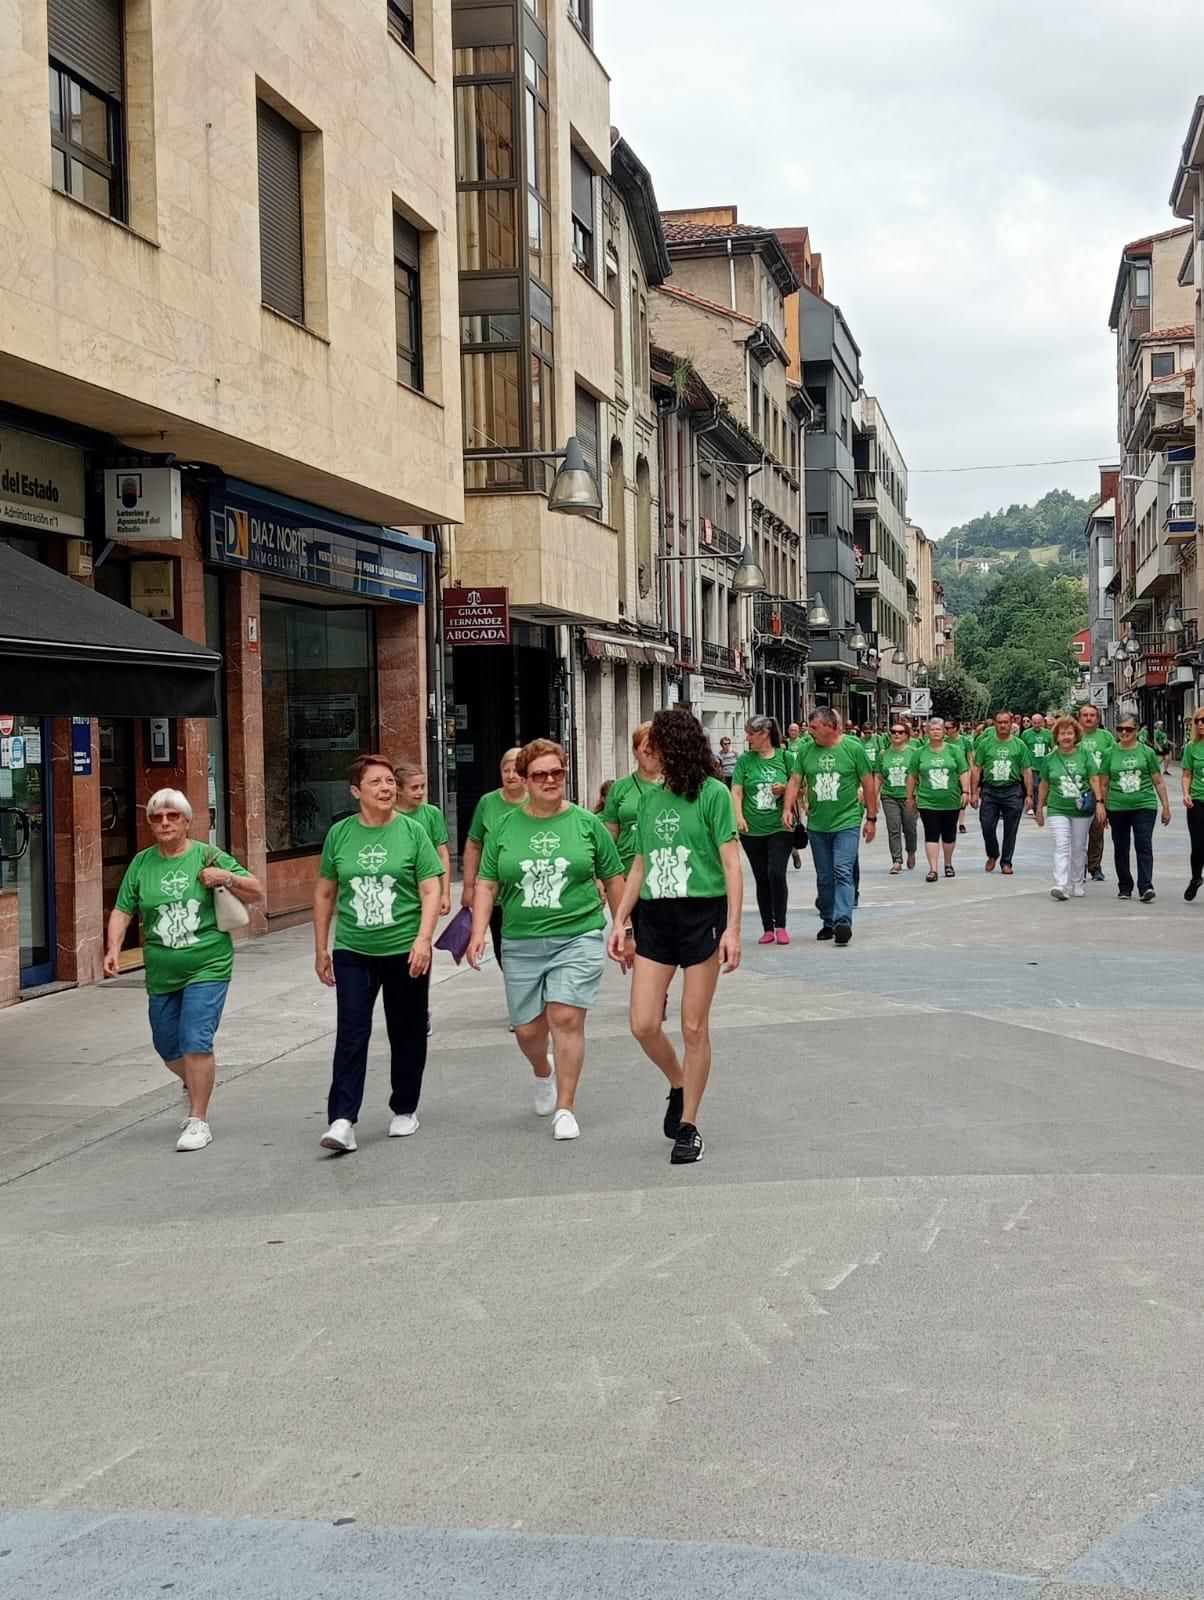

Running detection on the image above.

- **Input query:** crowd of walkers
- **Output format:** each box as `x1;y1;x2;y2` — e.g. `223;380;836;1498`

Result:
103;700;1199;1165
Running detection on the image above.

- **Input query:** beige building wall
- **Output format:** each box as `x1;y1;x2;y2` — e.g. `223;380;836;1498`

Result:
2;0;464;527
907;520;936;668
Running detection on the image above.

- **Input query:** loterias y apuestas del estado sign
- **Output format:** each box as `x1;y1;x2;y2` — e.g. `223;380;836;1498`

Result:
443;587;510;645
207;487;425;605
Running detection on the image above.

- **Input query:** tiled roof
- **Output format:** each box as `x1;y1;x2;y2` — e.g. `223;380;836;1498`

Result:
653;282;757;327
1141;324;1194;342
660;219;770;244
1121;224;1193;254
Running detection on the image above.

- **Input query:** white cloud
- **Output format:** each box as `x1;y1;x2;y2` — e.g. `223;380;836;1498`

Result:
596;0;1199;535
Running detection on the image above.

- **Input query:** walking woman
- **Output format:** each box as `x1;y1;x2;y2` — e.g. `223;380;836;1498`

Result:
1180;708;1204;901
608;708;742;1165
314;756;444;1153
105;789;263;1152
469;740;625;1141
395;762;452;917
906;718;969;880
1099;715;1172;902
1033;715;1096;901
460;748;527;968
731;714;793;945
879;719;918;874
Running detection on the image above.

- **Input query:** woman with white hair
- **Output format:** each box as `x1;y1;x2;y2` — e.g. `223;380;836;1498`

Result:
104;788;262;1151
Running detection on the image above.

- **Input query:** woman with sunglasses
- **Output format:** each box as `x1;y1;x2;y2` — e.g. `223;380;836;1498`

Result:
905;717;970;881
602;721;663;961
1033;715;1096;900
1098;716;1171;901
731;714;793;945
1180;710;1204;901
468;740;625;1141
879;721;918;874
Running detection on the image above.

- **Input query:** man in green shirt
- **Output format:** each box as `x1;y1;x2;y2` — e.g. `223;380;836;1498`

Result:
971;710;1031;874
1075;703;1115;880
1021;712;1053;770
785;707;876;945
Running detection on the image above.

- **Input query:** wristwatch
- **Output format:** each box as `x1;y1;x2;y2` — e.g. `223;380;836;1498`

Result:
865;814;878;822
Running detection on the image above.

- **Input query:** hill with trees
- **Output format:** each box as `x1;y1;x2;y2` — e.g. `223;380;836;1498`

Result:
949;563;1087;715
934;489;1096;618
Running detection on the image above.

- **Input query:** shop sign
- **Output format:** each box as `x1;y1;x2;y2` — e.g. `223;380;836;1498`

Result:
1143;651;1174;688
0;425;85;536
1;737;25;769
71;717;93;776
443;587;510;646
0;716;12;737
208;492;425;604
103;467;183;542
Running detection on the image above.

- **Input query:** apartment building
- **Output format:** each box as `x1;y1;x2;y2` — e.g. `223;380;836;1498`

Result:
851;392;910;722
1084;467;1120;726
1171;97;1204;716
906;520;936;675
0;0;464;1001
650;209;808;729
1107;225;1195;736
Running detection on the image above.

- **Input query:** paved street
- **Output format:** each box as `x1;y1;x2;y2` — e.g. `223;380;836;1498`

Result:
3;806;1204;1599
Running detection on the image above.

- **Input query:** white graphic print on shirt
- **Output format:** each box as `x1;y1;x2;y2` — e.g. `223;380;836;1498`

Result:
648;807;692;897
814;771;841;803
753;781;775;810
1057;775;1081;799
887;763;909;788
1118;769;1142;794
154;899;201;949
520;857;570;908
350;875;398;927
927;766;951;791
990;758;1012;782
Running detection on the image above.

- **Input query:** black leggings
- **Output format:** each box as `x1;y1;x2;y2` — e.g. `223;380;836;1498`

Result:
740;831;792;930
1188;804;1204;881
920;807;959;845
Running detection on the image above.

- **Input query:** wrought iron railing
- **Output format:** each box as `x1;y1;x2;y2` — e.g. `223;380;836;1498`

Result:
753;597;809;643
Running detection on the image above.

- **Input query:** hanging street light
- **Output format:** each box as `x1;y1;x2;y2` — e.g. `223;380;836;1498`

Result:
1123;627;1143;659
1165;603;1185;636
891;641;908;667
806;592;831;629
730;544;768;596
547;436;604;515
847;623;868;653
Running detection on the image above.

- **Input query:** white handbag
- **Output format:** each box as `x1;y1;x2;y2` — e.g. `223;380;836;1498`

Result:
205;847;251;931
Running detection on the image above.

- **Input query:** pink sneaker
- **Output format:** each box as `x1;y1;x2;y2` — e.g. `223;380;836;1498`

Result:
774;929;790;945
758;930;775;945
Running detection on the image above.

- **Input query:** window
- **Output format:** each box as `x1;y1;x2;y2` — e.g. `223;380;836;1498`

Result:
387;0;414;50
568;0;592;39
575;384;599;486
455;74;518;271
261;599;376;856
463;347;523;487
524;50;550;285
1150;351;1175;379
394;213;422;390
48;0;125;219
257;100;305;323
606;255;622;380
807;512;829;540
1132;264;1150;309
571;149;595;278
750;376;761;440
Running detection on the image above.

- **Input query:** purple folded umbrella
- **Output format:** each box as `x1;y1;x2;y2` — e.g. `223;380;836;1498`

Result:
434;906;474;965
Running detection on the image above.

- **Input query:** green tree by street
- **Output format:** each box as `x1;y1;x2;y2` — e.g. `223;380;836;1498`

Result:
953;565;1087;711
929;661;990;723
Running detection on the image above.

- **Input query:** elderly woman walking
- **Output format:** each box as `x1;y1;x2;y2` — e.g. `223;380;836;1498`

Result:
1033;715;1097;900
105;789;262;1152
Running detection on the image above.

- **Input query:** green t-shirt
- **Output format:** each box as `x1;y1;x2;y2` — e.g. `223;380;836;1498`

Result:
732;748;792;835
973;732;1029;787
1040;748;1094;817
1078;727;1116;775
1022;727;1053;764
794;736;873;833
915;742;968;810
1152;728;1170;753
467;787;526;846
115;840;248;996
318;814;443;956
636;776;735;901
878;742;918;800
398;802;449;852
858;735;881;770
1103;742;1160;811
602;772;662;871
481;804;623;940
1183;738;1204;801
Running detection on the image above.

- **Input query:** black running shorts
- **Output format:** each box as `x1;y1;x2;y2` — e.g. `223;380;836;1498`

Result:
634;895;727;968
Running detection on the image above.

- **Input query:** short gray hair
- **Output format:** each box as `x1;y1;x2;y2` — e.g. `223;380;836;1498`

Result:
146;788;193;822
808;706;840;730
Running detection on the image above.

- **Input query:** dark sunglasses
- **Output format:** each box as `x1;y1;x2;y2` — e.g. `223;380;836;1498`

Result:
1194;717;1204;725
1117;726;1137;734
528;767;566;783
890;728;907;735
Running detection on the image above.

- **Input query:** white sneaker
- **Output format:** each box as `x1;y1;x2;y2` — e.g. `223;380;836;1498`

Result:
176;1117;212;1152
388;1113;419;1137
1072;885;1086;897
552;1109;579;1141
320;1118;357;1153
1050;887;1069;901
533;1072;557;1116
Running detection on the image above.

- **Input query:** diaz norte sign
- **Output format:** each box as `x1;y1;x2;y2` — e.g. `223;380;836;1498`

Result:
443;587;510;646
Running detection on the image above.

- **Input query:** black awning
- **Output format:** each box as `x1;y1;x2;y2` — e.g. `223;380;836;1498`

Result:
0;544;221;716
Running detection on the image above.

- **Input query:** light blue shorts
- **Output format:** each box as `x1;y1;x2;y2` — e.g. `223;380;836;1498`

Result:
500;930;607;1027
148;981;229;1061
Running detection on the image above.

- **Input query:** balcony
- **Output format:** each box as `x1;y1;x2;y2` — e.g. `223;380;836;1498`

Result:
1166;499;1197;544
753;597;810;652
678;634;695;666
855;550;879;591
701;640;749;680
699;521;743;558
1134;537;1182;600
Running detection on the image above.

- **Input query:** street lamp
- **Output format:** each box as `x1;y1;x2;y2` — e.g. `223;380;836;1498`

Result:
657;545;766;596
806;592;831;629
1122;626;1143;659
847;623;868;653
468;434;603;515
1165;603;1185;636
891;641;907;667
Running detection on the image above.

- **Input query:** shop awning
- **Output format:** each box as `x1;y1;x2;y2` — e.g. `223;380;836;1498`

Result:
581;630;674;666
0;544;221;716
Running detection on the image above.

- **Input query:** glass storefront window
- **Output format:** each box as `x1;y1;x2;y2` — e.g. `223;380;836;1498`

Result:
262;599;376;856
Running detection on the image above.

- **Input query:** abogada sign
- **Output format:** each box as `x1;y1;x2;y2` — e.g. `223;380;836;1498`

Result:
443;587;510;646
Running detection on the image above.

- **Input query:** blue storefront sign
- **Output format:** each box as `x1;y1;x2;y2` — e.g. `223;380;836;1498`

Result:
206;480;432;604
71;717;92;776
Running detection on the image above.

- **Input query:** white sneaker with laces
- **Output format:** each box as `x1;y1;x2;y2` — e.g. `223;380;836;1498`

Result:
552;1108;579;1141
1050;887;1069;901
1072;885;1086;897
176;1117;212;1153
533;1072;557;1116
388;1113;420;1137
320;1118;357;1153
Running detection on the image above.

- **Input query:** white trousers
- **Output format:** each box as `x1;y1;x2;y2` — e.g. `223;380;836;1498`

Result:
1049;813;1091;891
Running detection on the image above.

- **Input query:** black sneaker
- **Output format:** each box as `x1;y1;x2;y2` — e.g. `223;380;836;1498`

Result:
816;926;835;941
663;1086;683;1140
1090;868;1105;882
1186;878;1202;903
1140;888;1156;903
670;1122;704;1164
833;920;853;946
1117;891;1132;900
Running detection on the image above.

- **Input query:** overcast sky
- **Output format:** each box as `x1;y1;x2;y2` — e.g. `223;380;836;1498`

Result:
596;0;1200;540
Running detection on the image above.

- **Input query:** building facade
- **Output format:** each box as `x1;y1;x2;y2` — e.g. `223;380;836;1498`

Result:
0;0;465;1002
1171;98;1204;718
851;392;910;722
1084;467;1120;726
650;209;808;729
906;520;936;678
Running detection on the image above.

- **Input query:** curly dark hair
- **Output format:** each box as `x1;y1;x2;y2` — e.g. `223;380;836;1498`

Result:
648;707;718;801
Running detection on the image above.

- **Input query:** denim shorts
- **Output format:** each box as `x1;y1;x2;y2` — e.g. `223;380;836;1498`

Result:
500;930;606;1026
147;981;230;1061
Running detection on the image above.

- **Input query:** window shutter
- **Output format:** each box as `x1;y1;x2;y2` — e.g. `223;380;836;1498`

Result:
387;0;414;45
575;385;599;476
393;212;420;272
570;150;593;223
257;101;305;324
47;0;123;99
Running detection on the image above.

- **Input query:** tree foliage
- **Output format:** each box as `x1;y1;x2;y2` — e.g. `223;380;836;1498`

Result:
952;565;1087;714
938;489;1096;562
929;661;990;723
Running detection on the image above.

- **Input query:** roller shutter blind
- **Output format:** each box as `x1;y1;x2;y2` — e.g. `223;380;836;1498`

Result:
257;101;305;324
47;0;123;99
575;385;599;478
